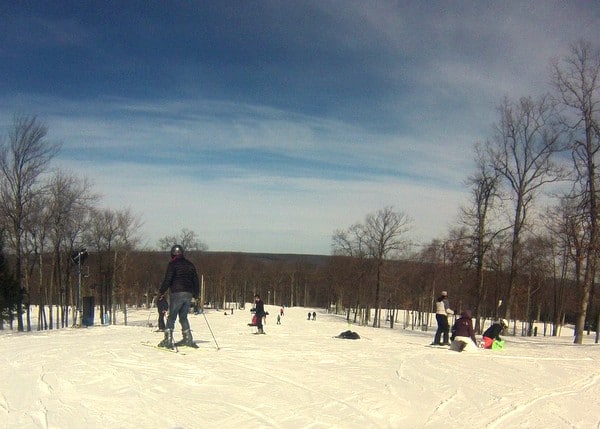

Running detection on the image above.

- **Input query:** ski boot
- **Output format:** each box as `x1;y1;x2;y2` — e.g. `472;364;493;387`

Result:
175;329;199;348
158;329;174;349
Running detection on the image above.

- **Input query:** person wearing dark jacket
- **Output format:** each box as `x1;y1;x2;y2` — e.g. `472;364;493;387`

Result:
449;310;478;352
254;294;266;334
482;319;508;349
157;245;200;349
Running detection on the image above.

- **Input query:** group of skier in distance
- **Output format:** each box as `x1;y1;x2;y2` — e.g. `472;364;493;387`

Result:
432;290;508;352
153;244;508;351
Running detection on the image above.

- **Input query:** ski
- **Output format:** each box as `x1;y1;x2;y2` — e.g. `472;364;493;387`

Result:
141;341;186;355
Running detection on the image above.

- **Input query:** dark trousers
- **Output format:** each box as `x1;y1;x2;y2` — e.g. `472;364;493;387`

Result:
434;314;449;344
256;313;264;331
157;297;168;330
158;310;166;330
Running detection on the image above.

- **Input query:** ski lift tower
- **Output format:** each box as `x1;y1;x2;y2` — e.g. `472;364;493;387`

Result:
71;248;88;326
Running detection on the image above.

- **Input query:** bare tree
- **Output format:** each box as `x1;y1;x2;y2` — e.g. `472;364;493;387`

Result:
332;207;412;328
114;208;142;325
157;228;208;252
45;171;97;329
543;198;578;336
86;208;119;324
486;95;566;320
551;39;600;344
365;207;413;327
0;116;60;331
460;146;508;331
22;191;50;330
0;232;19;330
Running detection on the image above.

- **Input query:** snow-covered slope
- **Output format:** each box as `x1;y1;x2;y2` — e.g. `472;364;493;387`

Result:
1;306;598;428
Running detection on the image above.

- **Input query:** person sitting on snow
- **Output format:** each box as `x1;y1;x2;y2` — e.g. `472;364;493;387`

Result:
482;318;508;349
449;309;478;352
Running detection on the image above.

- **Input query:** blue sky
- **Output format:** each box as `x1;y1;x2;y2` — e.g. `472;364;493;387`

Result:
1;1;598;254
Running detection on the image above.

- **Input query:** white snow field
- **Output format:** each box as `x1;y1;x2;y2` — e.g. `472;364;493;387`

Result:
0;305;598;429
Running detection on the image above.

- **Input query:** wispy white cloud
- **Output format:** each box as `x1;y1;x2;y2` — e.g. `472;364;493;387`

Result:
54;155;467;253
1;94;471;182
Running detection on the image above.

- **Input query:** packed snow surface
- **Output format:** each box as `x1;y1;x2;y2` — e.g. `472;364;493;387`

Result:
1;305;598;428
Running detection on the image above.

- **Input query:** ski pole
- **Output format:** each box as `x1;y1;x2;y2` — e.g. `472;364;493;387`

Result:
202;311;220;350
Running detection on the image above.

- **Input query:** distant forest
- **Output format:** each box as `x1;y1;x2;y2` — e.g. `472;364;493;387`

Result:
0;246;593;338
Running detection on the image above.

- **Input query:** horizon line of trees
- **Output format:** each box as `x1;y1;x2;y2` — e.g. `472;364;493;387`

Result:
0;243;589;334
1;40;598;344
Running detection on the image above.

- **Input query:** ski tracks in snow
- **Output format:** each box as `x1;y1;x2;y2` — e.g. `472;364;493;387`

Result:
486;370;600;429
222;353;386;428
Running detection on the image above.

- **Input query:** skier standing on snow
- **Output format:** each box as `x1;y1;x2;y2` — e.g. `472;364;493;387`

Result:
254;294;266;334
157;244;200;349
431;291;454;346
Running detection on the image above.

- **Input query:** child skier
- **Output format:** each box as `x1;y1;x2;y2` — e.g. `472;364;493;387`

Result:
156;295;168;331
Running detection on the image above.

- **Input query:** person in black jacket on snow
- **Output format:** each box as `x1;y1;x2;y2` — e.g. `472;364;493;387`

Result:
482;319;508;349
253;294;266;334
157;245;200;349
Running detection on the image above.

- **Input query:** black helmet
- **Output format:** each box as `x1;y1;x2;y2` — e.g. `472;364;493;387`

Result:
170;244;184;258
